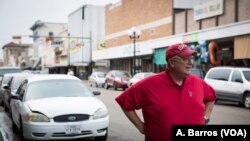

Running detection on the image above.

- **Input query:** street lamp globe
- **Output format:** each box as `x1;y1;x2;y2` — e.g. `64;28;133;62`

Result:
128;27;141;39
128;27;141;76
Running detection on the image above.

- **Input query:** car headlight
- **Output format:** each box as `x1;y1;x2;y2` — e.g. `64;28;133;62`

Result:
115;77;121;82
93;108;108;119
26;112;50;122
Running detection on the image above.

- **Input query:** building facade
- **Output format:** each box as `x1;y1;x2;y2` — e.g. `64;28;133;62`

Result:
93;0;250;75
30;20;68;70
68;5;109;79
94;0;173;75
2;36;31;68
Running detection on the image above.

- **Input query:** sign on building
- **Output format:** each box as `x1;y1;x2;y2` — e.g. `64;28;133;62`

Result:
194;0;224;21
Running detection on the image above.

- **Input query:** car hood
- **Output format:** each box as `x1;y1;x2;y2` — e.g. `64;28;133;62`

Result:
25;97;106;118
96;77;105;82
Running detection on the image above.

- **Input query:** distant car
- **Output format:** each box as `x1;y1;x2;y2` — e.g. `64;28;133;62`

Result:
204;67;250;109
89;72;106;87
191;68;205;79
10;74;109;141
0;67;22;82
128;72;155;86
0;74;13;106
104;70;131;90
2;73;31;112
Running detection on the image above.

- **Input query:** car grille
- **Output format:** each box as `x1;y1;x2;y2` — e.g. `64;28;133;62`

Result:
52;131;92;137
53;114;90;122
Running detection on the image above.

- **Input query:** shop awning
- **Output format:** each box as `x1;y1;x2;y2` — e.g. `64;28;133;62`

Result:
153;47;167;65
234;35;250;59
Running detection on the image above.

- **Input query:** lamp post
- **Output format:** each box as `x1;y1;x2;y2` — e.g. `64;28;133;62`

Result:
128;27;141;75
67;33;70;71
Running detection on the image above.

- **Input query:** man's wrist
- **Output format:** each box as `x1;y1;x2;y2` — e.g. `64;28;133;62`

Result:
204;116;210;124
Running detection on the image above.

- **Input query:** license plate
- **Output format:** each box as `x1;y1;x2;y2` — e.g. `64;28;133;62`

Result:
65;125;82;134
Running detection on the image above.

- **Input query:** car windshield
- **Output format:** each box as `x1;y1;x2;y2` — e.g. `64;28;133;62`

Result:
243;71;250;81
115;71;131;77
25;79;93;101
144;73;154;78
97;72;105;77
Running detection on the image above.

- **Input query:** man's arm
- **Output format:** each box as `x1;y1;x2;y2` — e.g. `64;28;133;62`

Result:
204;101;215;123
121;108;145;134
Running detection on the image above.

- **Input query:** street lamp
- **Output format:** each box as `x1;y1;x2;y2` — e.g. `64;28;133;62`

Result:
128;27;141;75
68;33;70;70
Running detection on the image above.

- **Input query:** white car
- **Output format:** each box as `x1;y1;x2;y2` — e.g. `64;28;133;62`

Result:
89;72;106;87
10;74;109;141
128;72;155;86
204;67;250;109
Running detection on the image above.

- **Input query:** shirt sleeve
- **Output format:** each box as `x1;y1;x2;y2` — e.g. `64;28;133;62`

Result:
115;85;143;111
203;81;216;102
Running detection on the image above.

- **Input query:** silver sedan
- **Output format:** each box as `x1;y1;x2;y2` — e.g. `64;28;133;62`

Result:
10;74;109;141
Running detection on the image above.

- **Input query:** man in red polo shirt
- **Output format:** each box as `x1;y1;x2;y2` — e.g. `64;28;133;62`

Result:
115;43;216;141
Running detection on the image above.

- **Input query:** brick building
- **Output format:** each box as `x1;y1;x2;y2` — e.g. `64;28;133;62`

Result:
93;0;250;75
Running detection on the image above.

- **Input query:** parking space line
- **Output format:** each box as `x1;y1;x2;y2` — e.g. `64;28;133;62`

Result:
0;127;8;141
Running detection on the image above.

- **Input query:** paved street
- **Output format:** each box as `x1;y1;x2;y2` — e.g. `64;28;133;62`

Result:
0;81;250;141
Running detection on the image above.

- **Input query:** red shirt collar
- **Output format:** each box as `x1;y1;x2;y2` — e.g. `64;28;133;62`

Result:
164;70;191;86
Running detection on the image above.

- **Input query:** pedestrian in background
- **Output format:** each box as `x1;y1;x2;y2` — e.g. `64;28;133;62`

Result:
115;43;216;141
67;68;74;76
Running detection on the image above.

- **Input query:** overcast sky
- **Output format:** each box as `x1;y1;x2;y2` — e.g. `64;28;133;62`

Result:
0;0;120;59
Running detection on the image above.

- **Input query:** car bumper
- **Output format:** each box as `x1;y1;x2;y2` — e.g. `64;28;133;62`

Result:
22;116;109;140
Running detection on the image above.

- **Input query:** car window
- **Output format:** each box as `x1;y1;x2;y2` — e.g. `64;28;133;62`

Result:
2;75;12;85
0;68;21;76
115;71;131;77
243;70;250;81
134;74;140;79
10;76;29;91
231;70;243;82
206;68;231;81
191;69;204;78
144;73;154;78
25;79;93;101
97;72;105;77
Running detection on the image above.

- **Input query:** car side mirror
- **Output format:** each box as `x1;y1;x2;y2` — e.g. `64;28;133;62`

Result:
3;85;10;90
93;91;101;96
11;94;22;101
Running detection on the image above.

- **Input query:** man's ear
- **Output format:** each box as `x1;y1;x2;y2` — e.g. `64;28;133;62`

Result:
167;58;175;68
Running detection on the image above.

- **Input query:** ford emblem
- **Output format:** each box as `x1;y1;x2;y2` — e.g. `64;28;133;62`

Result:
68;116;77;121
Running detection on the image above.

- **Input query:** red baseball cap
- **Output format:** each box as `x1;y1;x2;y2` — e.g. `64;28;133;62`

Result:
166;43;197;60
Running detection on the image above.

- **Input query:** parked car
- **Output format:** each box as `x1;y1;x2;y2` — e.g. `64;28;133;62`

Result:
191;68;205;79
10;74;109;141
3;73;32;112
104;70;131;90
204;66;250;108
0;67;22;83
89;71;106;87
128;72;155;86
0;73;13;106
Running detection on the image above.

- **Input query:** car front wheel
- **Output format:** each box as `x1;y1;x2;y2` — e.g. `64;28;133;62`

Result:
243;93;250;109
104;83;109;89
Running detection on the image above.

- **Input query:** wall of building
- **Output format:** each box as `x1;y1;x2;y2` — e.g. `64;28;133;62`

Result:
174;0;250;35
68;5;105;64
105;0;173;48
238;0;250;21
